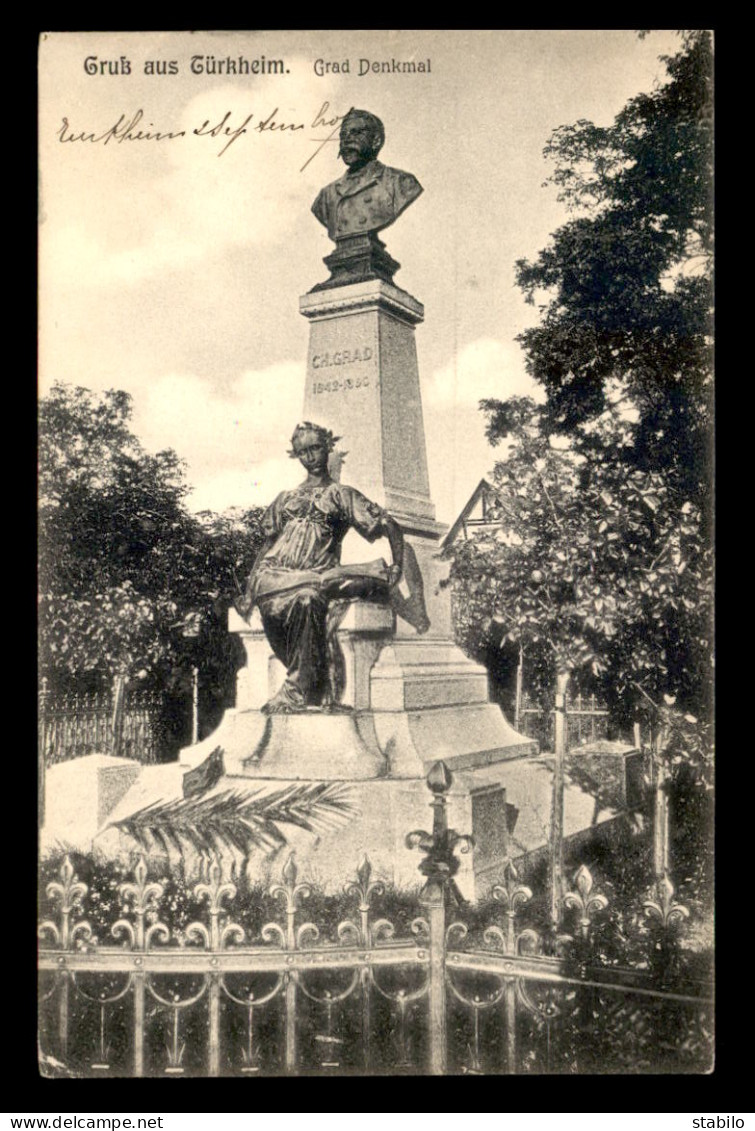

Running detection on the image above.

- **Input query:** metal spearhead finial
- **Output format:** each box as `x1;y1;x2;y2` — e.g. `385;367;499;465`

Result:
281;853;298;886
426;760;453;794
356;854;372;890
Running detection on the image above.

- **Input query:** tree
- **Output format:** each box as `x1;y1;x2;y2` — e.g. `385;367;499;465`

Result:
449;398;711;748
474;32;713;736
447;396;711;919
490;31;712;516
188;507;267;734
448;33;713;910
39;384;265;723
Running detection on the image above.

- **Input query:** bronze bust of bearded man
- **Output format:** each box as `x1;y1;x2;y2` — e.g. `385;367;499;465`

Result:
236;422;405;715
311;108;423;241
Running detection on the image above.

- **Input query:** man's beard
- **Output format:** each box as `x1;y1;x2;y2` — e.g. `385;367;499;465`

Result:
339;144;375;165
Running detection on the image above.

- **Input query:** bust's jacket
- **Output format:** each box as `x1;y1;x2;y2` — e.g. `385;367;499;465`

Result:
312;159;423;240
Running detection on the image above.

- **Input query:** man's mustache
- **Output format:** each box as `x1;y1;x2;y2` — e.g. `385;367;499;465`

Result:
339;142;371;159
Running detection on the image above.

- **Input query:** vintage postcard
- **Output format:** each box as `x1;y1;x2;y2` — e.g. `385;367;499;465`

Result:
38;30;713;1078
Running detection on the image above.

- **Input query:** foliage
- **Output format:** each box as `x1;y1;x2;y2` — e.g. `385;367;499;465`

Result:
39;384;265;709
448;399;712;764
107;782;358;863
450;33;713;778
491;31;713;511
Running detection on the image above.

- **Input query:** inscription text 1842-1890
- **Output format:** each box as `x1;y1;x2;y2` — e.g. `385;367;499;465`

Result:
312;376;371;394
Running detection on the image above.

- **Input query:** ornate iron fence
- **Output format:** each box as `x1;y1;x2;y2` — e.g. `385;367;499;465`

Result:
39;685;162;765
520;692;612;751
38;763;712;1076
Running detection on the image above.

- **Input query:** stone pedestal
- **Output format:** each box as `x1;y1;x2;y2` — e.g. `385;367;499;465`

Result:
215;599;535;781
300;279;434;530
566;740;644;809
229;607;285;710
187;711;388;781
229;602;394;713
41;754;142;854
310;233;401;292
298;278;469;642
96;751;630;900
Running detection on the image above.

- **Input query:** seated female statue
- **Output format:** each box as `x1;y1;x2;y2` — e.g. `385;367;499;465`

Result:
236;421;406;714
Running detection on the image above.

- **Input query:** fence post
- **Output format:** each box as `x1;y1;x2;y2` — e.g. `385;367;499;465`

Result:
133;970;145;1077
269;854;307;1074
652;730;670;882
407;761;473;1076
111;673;126;758
549;670;570;933
191;667;200;745
208;972;221;1077
424;878;446;1075
514;645;523;732
284;972;297;1074
504;976;517;1074
58;970;69;1061
39;678;48;827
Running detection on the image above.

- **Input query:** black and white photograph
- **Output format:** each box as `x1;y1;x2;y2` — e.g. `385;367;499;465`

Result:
37;29;714;1078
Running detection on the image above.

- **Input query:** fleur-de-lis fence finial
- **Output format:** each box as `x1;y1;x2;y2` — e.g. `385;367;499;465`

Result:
643;871;690;931
265;853;318;950
112;855;168;950
338;854;389;945
563;864;609;940
38;855;93;950
486;858;539;954
642;871;690;985
186;855;245;950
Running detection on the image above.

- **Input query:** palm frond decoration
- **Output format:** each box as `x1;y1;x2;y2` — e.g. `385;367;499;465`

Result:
106;782;357;862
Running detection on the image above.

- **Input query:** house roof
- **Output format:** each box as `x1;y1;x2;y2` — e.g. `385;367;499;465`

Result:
440;478;504;551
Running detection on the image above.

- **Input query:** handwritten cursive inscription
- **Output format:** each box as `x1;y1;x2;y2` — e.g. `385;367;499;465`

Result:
56;102;345;164
192;107;307;156
57;109;186;146
300;102;345;172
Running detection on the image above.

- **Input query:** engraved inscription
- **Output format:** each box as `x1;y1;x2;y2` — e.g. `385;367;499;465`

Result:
312;376;371;394
312;347;373;369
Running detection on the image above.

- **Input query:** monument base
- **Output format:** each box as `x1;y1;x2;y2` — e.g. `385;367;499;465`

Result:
310;233;401;291
90;753;629;901
40;754;143;855
181;709;388;781
181;698;535;783
219;602;536;781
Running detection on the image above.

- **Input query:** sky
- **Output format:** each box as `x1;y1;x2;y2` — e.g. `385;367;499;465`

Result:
38;29;681;525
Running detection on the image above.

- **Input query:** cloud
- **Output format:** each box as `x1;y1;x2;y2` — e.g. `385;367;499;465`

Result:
422;337;546;522
426;337;543;410
186;457;299;513
40;60;346;291
131;360;308;510
142;337;545;521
